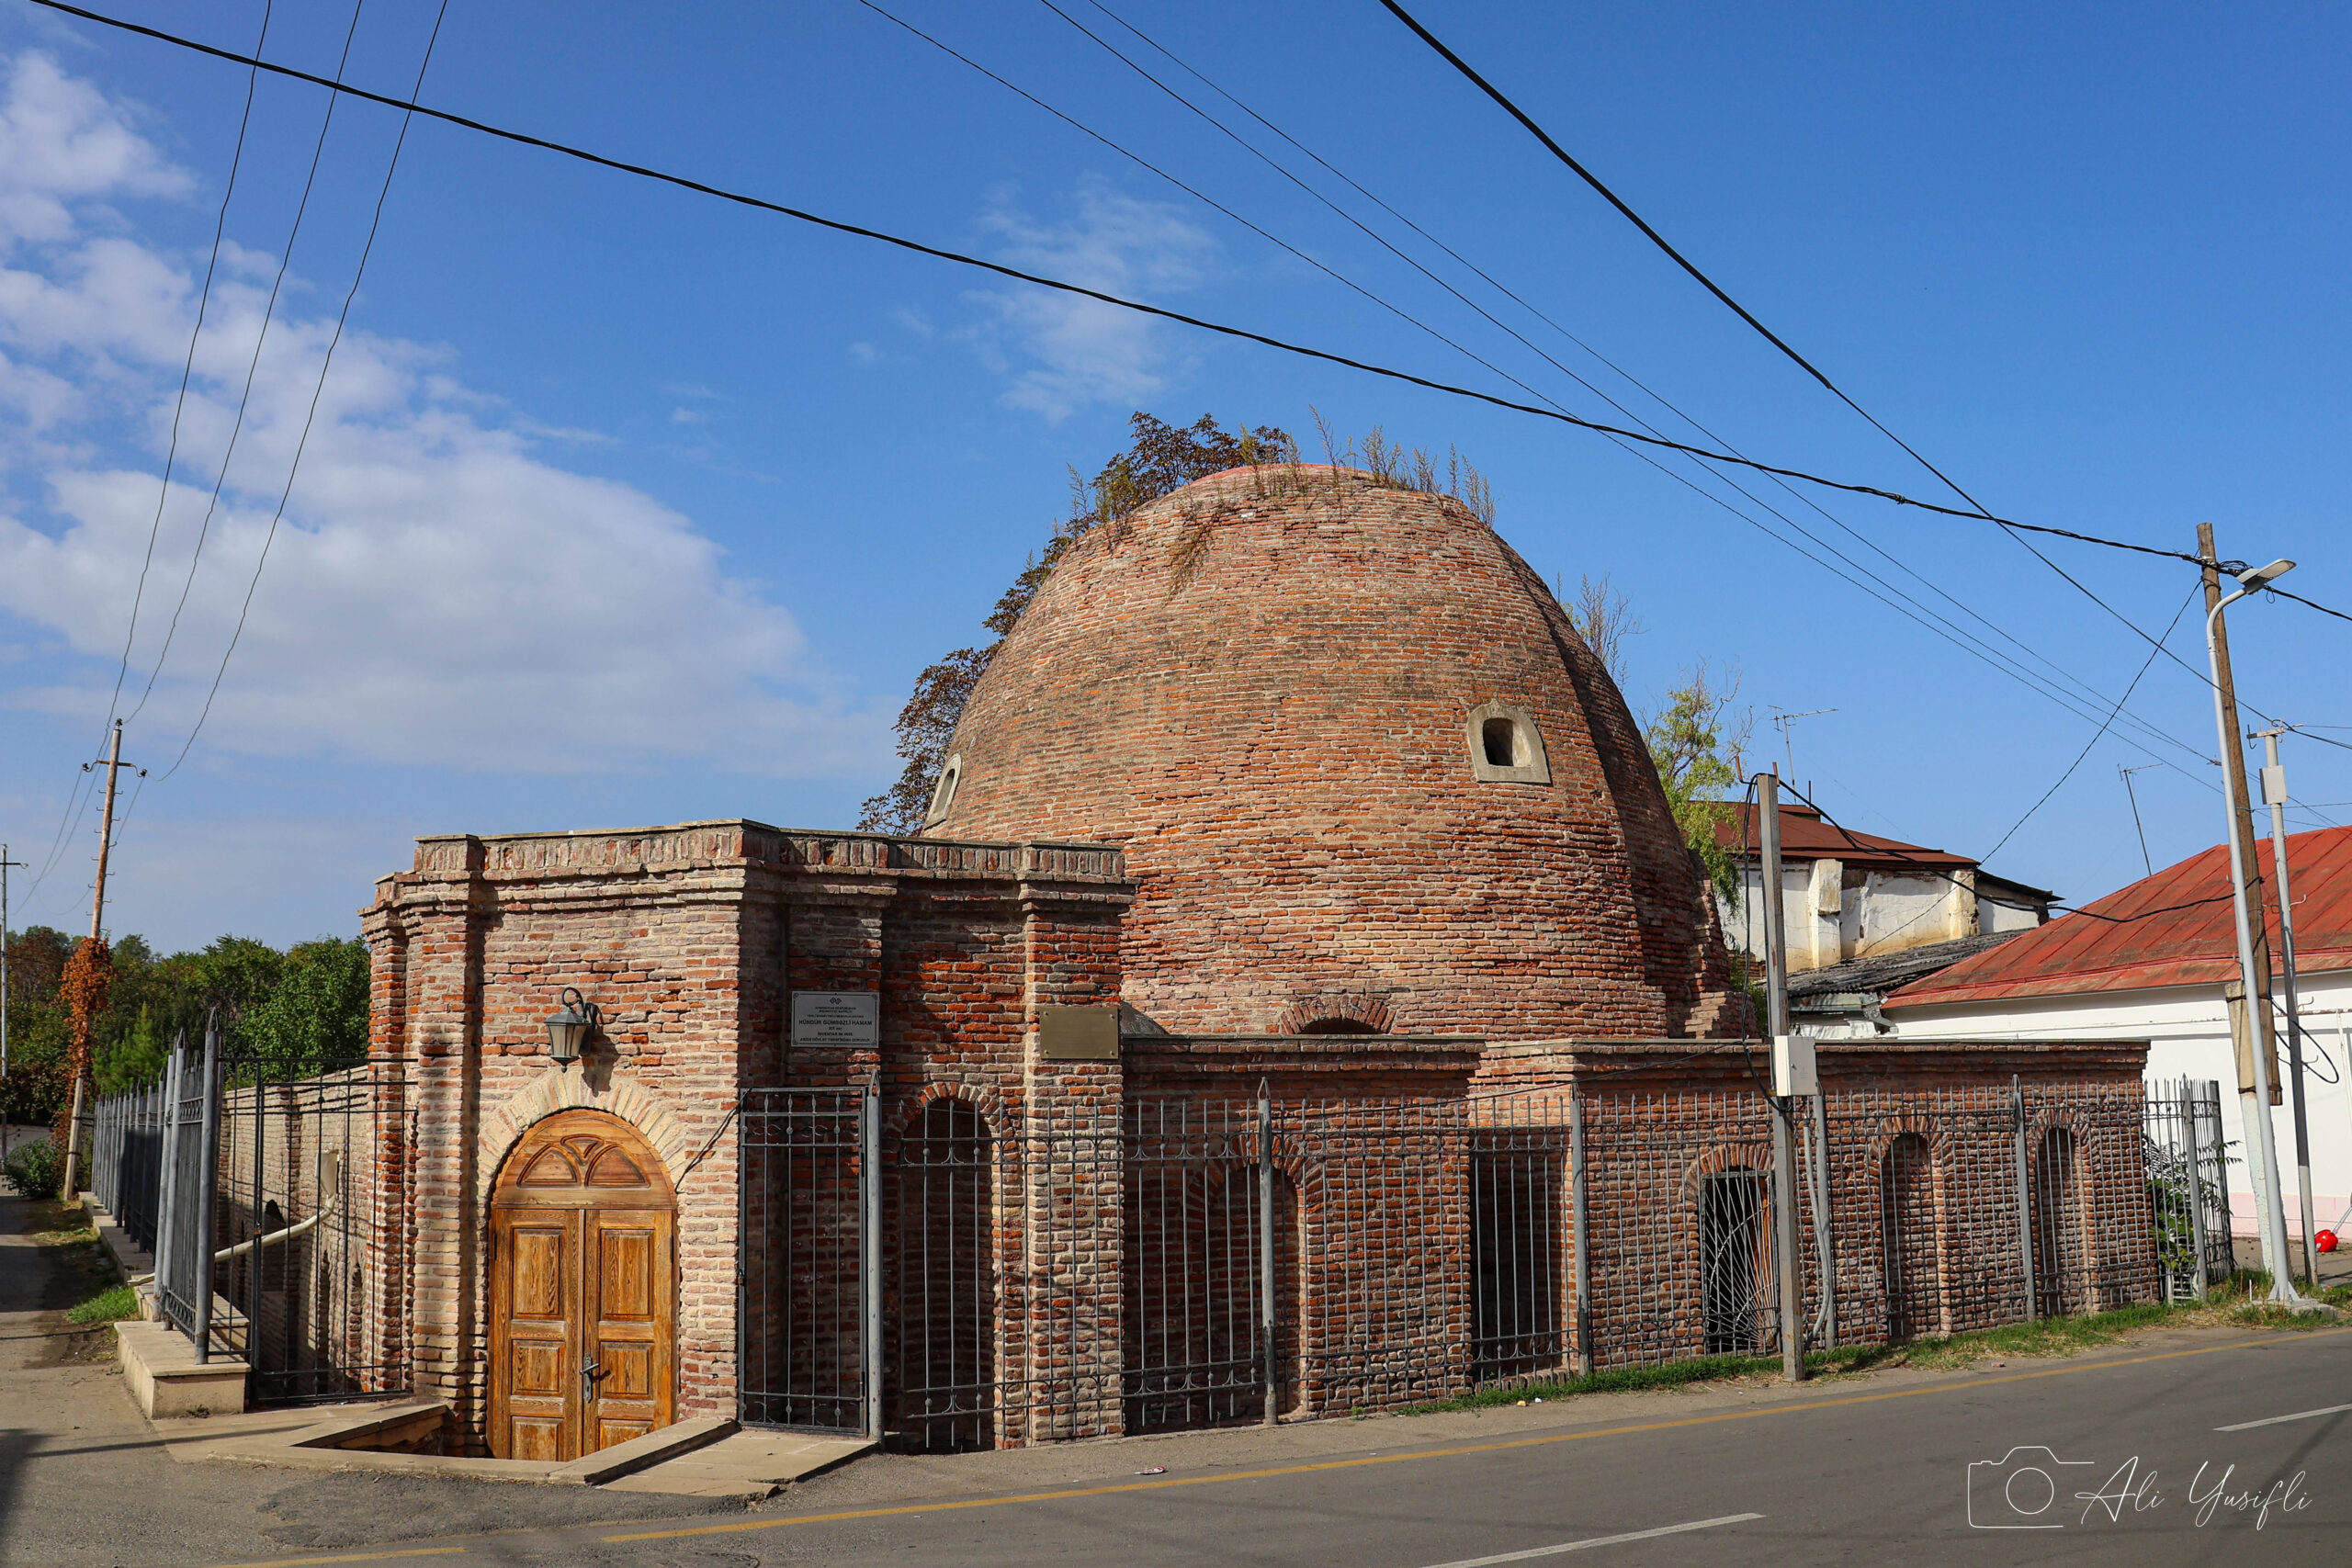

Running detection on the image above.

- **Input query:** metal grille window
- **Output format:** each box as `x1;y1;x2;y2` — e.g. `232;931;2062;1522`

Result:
1698;1169;1768;1355
2031;1126;2085;1316
740;1088;871;1433
1471;1134;1566;1382
886;1099;998;1451
1881;1132;1941;1342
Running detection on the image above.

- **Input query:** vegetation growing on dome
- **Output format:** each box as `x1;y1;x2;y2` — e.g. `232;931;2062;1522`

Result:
858;412;1295;834
1307;409;1495;525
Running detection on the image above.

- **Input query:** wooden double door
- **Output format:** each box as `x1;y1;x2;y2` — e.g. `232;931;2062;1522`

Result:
489;1112;677;1460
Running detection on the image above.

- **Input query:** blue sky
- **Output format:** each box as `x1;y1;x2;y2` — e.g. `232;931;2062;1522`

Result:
2;0;2347;953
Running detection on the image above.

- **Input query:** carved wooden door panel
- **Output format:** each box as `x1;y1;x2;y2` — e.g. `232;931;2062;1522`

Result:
490;1114;676;1460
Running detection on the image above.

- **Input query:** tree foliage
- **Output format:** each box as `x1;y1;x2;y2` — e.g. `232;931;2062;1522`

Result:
1645;661;1751;908
858;412;1295;834
2;928;373;1122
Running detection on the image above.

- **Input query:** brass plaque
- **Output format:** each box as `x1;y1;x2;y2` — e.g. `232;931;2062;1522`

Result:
1038;1005;1119;1062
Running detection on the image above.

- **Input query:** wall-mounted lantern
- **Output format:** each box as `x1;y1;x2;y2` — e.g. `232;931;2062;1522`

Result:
545;987;599;1070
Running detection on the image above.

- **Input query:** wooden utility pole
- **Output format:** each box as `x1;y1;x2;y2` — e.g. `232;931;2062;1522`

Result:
58;721;138;1201
2198;524;2282;1111
1;842;21;1169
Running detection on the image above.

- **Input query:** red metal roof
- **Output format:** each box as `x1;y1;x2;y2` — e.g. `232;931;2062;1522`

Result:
1713;801;1977;871
1885;824;2352;1008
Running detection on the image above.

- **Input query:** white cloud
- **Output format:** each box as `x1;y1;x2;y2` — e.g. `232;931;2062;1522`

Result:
0;51;879;779
964;183;1216;421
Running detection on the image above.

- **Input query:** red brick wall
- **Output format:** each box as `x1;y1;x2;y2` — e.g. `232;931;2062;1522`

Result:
933;467;1743;1043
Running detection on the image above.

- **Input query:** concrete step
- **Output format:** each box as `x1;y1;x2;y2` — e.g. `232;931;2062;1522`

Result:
600;1429;875;1500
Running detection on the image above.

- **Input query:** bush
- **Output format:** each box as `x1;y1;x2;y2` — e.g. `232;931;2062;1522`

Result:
4;1138;60;1200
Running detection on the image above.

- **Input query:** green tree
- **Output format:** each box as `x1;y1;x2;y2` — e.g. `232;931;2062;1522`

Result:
242;938;370;1077
1645;661;1751;908
1;926;73;1125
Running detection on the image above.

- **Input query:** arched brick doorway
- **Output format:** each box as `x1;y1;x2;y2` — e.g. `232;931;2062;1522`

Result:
488;1111;677;1460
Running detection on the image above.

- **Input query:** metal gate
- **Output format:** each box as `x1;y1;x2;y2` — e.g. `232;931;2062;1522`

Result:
1125;1100;1283;1432
740;1086;876;1435
2143;1078;2232;1301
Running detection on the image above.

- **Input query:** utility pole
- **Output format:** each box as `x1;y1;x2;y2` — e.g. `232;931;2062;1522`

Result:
2198;543;2304;1306
2253;725;2318;1283
1;842;20;1170
58;720;140;1202
2197;525;2284;1278
1757;771;1809;1382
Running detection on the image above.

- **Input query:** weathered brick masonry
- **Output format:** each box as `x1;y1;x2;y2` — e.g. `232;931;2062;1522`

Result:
355;465;2156;1451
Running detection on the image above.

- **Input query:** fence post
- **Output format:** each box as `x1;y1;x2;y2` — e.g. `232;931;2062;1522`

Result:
2181;1077;2211;1302
1259;1086;1278;1425
1569;1086;1591;1377
153;1035;184;1308
2012;1074;2037;1322
859;1083;882;1441
191;1019;221;1365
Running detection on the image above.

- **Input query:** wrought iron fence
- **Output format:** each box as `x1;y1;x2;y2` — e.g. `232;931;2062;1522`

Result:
213;1054;410;1404
2143;1077;2233;1301
745;1071;2233;1448
154;1028;220;1359
89;1077;166;1251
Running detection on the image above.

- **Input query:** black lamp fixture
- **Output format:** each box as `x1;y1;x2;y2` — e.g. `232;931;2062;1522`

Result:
545;987;598;1069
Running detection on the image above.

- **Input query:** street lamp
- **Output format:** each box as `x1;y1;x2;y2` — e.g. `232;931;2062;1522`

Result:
544;987;598;1070
2203;558;2307;1307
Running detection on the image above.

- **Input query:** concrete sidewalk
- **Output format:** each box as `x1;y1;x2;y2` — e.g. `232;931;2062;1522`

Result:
0;1192;747;1568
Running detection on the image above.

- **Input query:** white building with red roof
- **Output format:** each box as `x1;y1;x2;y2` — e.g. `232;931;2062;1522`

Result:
1884;825;2352;1244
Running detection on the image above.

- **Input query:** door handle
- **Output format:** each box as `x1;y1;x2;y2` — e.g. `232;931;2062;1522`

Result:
581;1359;601;1409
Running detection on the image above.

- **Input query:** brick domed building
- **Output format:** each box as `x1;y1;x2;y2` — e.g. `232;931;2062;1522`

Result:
342;459;2158;1461
930;466;1745;1041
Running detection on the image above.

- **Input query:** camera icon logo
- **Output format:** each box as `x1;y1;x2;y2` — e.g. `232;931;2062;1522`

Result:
1967;1446;2095;1529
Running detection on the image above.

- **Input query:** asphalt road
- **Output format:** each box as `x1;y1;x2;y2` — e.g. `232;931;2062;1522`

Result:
161;1322;2352;1568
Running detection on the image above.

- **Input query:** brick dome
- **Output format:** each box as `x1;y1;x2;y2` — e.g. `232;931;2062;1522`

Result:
931;465;1744;1040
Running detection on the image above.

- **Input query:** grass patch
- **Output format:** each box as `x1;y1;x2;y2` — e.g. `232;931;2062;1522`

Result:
66;1284;136;1325
1406;1290;2350;1416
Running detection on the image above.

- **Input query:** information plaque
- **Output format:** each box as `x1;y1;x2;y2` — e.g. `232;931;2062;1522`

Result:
791;990;879;1047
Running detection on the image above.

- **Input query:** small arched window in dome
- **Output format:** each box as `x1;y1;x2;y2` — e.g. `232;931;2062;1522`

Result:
924;752;963;828
1465;701;1552;784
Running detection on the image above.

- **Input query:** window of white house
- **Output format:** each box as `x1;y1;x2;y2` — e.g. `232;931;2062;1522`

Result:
1465;702;1551;784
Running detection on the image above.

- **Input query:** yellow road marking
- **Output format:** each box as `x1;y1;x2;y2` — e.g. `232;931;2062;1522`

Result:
604;1327;2352;1543
211;1550;465;1567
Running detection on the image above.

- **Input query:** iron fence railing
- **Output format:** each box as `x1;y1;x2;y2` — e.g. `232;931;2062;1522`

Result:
736;1075;2232;1449
89;1077;166;1251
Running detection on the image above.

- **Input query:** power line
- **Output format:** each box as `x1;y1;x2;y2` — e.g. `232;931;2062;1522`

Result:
1368;0;2352;701
32;0;2301;592
887;2;2216;769
1374;0;1993;519
163;0;455;780
1977;583;2198;862
31;3;279;907
1052;0;2228;781
126;0;371;727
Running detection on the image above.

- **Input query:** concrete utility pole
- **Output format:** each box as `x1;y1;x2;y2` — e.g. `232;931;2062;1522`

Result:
58;721;139;1202
2197;526;2285;1269
2198;542;2304;1306
1756;771;1809;1382
2253;725;2318;1284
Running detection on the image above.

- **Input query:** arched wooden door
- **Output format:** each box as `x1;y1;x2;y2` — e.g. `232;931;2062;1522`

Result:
489;1112;677;1460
